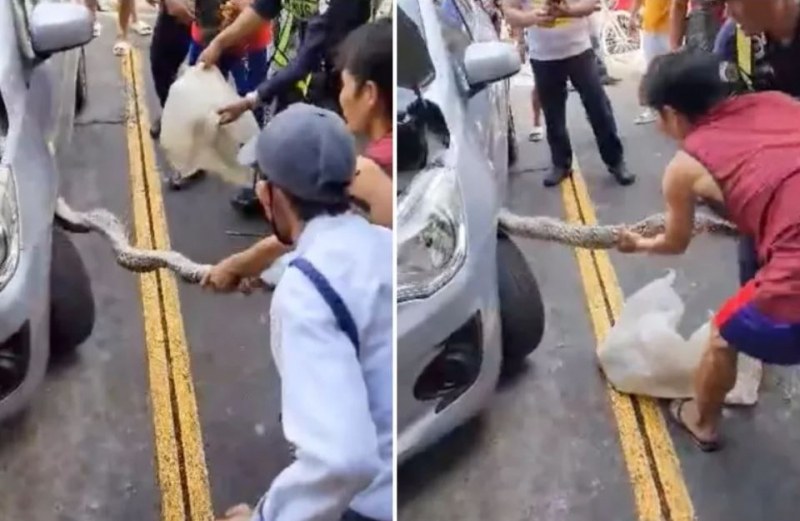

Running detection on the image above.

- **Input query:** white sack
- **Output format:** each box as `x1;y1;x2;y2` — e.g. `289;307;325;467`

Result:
160;66;259;185
598;270;762;406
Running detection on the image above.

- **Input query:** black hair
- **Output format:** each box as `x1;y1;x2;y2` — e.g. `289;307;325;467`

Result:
285;192;350;222
336;17;393;118
640;49;730;122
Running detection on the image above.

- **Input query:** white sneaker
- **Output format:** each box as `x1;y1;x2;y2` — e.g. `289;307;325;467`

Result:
634;108;657;125
528;126;544;142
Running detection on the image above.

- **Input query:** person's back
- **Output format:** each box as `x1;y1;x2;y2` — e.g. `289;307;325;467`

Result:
275;211;393;519
683;91;800;320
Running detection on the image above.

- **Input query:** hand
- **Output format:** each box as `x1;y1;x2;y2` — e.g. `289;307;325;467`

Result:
201;256;244;293
237;277;267;295
216;503;253;521
616;229;644;254
198;41;223;69
217;97;255;125
531;8;555;27
548;0;572;18
164;0;194;25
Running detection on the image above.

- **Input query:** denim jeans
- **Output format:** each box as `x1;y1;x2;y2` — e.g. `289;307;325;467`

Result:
738;236;760;286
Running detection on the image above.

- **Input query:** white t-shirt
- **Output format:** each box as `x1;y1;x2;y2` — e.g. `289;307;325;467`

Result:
524;0;593;61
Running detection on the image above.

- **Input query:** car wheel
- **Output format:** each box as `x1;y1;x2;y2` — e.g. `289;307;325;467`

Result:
497;231;544;371
50;227;95;354
507;106;518;167
75;47;88;115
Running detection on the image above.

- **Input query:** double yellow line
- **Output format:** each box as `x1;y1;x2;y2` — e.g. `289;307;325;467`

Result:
560;167;694;521
121;49;213;521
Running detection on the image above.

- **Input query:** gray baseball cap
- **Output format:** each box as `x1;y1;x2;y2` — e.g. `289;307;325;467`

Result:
237;103;356;204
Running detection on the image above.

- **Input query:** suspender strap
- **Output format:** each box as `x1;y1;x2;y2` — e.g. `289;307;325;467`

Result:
735;25;754;91
290;258;361;354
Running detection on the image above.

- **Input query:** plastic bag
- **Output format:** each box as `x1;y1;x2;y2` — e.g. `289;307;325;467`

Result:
160;65;259;185
598;270;762;405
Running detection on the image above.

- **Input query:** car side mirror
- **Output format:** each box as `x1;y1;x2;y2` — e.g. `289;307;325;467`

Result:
29;2;93;56
463;41;521;95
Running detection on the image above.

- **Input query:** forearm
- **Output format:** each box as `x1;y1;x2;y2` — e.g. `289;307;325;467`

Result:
636;234;689;255
213;7;263;50
230;236;292;276
669;0;689;49
502;0;534;28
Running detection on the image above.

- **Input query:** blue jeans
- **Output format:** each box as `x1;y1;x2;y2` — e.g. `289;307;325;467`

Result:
187;41;269;126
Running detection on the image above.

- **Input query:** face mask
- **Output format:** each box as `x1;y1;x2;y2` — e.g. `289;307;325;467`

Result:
264;184;295;246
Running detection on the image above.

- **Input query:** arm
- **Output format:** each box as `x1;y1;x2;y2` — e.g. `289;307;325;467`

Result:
501;0;554;29
254;15;327;104
254;275;381;521
669;0;689;50
627;152;702;255
349;157;393;229
200;235;292;292
210;6;265;51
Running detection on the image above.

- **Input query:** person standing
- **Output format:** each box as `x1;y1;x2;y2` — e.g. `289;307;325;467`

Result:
211;103;393;521
503;0;635;187
114;0;154;56
630;0;670;124
668;0;726;51
620;50;800;451
148;0;194;140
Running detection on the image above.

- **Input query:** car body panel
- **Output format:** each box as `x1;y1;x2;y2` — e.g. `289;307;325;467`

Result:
0;0;84;418
397;0;512;462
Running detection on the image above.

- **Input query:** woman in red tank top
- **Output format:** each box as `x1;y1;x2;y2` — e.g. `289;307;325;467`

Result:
618;50;800;451
337;18;393;227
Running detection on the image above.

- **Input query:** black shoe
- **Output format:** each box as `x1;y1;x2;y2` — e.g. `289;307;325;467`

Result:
230;187;263;216
150;117;161;140
543;167;573;187
609;163;635;186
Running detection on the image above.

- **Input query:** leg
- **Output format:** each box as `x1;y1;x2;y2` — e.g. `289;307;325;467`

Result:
530;57;572;186
567;50;634;185
529;86;544;142
114;0;133;55
635;32;668;124
150;11;191;108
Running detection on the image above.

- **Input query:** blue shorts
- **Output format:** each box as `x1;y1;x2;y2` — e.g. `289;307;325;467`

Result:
715;280;800;365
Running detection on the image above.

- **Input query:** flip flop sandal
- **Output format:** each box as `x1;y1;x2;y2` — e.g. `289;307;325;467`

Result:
132;21;153;36
669;399;722;452
113;40;131;56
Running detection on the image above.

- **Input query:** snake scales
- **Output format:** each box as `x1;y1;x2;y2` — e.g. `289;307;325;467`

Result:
53;198;738;283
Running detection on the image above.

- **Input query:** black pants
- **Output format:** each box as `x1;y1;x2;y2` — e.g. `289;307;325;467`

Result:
738;236;760;286
150;9;191;107
530;50;624;170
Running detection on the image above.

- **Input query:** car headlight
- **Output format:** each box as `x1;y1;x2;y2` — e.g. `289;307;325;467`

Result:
397;166;467;302
0;164;20;291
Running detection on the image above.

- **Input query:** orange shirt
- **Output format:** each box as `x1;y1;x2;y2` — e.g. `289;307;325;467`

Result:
191;22;272;55
642;0;671;34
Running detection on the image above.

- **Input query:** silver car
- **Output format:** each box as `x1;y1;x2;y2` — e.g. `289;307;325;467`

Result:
397;0;545;462
0;0;95;420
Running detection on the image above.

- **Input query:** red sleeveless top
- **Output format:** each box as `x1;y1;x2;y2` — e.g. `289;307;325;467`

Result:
684;92;800;321
364;133;393;177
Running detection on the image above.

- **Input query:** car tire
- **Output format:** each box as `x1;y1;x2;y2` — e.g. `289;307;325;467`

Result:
507;106;518;167
50;227;95;354
497;231;544;371
75;47;88;115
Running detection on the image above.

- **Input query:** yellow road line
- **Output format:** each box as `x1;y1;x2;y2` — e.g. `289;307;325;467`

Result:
122;49;214;521
561;166;694;521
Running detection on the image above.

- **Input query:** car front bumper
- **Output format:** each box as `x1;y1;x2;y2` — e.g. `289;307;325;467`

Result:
397;234;502;463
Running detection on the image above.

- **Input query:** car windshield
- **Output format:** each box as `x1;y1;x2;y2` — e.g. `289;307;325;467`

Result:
398;0;435;91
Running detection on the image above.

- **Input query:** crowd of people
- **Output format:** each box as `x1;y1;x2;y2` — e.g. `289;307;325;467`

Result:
501;0;800;453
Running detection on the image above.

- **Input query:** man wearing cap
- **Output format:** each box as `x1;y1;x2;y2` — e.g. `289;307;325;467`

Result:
209;103;392;521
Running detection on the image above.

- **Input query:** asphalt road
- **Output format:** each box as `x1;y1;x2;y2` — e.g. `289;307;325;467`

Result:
398;61;800;521
0;11;288;521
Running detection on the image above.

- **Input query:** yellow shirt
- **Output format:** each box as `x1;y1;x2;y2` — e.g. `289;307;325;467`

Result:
642;0;671;34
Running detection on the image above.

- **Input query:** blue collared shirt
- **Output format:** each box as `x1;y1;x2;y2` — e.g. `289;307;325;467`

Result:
253;213;393;521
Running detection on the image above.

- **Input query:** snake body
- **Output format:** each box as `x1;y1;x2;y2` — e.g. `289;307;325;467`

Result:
53;198;738;283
